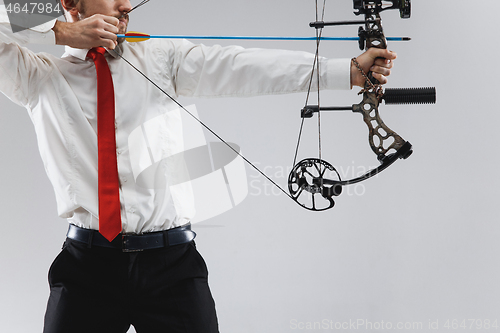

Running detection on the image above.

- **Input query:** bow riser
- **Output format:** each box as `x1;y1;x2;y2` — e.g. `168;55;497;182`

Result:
353;91;408;159
358;13;387;51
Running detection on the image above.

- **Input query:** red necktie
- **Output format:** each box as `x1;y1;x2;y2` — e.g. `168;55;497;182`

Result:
87;47;122;242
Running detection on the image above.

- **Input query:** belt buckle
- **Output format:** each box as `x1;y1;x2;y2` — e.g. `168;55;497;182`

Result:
122;235;143;253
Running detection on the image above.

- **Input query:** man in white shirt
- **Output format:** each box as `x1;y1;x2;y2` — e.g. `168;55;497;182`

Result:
0;0;396;332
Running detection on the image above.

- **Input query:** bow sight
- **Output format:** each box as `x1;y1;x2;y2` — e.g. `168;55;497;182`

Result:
354;0;411;18
310;1;411;50
288;0;436;211
355;0;411;51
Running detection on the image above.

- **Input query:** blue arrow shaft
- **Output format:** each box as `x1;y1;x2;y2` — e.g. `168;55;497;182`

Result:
117;34;409;41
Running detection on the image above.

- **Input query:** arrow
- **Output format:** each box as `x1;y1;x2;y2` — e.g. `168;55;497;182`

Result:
118;31;411;42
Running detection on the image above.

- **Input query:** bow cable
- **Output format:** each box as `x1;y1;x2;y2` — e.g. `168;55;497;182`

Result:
292;0;327;170
112;1;299;202
316;0;326;163
110;49;295;201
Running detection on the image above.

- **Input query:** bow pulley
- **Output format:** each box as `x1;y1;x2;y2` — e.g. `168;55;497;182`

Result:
288;0;436;211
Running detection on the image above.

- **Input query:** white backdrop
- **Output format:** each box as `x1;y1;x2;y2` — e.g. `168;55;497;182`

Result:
0;1;499;332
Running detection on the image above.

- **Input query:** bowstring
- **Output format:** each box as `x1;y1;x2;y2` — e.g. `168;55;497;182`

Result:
116;0;338;205
292;0;326;169
126;0;151;15
317;0;326;163
109;48;295;201
115;0;295;201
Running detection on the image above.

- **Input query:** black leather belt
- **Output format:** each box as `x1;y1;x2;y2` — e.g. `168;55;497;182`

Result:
66;223;196;252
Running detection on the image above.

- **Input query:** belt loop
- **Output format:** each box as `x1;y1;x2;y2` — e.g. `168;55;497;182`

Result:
162;230;169;247
87;231;94;248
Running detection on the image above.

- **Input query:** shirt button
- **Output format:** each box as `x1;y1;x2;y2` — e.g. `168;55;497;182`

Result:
117;150;122;155
121;177;127;183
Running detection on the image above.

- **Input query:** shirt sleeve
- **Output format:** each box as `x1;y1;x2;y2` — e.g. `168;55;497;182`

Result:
0;6;57;108
166;39;351;98
0;5;57;45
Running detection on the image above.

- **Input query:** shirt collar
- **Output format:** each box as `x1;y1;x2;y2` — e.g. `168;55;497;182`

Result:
63;44;124;61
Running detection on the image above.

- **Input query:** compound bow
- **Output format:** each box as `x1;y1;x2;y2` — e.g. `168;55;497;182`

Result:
117;0;435;212
287;0;436;211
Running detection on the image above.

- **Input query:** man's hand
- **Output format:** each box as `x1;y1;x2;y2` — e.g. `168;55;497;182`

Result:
53;15;119;50
351;48;397;88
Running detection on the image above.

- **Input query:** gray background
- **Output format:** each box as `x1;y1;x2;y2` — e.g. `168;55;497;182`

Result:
0;0;498;332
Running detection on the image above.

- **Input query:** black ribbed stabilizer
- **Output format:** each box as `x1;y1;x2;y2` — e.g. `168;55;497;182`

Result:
383;87;436;105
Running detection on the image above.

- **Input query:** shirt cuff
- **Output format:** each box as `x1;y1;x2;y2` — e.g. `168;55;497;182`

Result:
324;58;352;90
27;18;57;44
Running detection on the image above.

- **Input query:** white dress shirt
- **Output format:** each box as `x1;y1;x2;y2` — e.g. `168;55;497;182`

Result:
0;6;351;233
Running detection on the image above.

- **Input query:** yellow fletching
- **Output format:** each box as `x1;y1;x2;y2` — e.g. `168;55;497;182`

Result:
125;31;150;42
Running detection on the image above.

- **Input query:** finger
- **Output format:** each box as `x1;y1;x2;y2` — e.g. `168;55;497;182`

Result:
98;28;118;49
374;58;394;69
103;22;119;34
99;34;118;49
372;73;388;85
370;65;391;77
100;38;117;49
100;29;118;42
102;15;120;27
380;49;397;60
369;48;397;61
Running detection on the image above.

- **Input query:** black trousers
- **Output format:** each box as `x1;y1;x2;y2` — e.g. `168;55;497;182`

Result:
43;238;219;333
